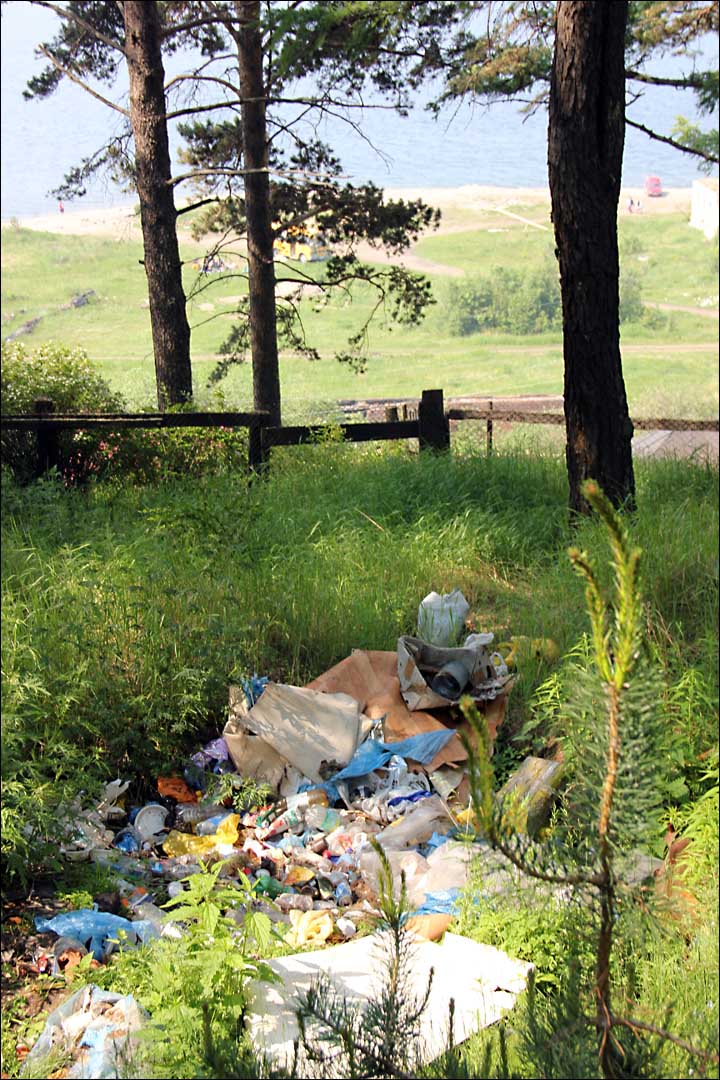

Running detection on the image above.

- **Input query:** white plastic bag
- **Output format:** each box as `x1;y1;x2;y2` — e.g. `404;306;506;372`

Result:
417;590;470;647
374;795;453;851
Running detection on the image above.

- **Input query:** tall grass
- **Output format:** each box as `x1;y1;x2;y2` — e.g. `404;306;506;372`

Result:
1;444;717;888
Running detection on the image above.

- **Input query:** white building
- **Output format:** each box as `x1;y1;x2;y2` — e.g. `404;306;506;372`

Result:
689;177;719;240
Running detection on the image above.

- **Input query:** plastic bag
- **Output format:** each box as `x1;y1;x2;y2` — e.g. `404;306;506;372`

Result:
286;909;334;949
162;813;240;857
374;796;453;852
417;590;470;647
411;888;463;916
35;909;149;962
21;984;146;1079
358;848;430;905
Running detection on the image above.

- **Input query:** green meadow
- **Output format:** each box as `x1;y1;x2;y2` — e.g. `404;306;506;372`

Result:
1;205;717;420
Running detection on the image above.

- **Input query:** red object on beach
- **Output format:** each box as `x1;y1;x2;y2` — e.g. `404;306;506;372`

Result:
644;176;662;197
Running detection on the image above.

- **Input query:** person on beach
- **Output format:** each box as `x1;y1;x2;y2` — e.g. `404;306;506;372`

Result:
58;200;64;214
627;197;634;213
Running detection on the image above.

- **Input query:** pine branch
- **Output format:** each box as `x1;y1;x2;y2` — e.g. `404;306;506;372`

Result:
626;117;719;164
36;46;129;116
31;0;125;54
611;1014;720;1065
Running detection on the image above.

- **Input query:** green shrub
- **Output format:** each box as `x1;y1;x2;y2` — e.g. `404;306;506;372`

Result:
445;259;561;336
0;341;124;484
0;343;249;485
619;266;646;323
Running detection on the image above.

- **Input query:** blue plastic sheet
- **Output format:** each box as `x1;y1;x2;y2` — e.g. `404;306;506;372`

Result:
411;888;463;917
318;730;455;801
35;908;157;961
387;790;434;809
331;730;455;783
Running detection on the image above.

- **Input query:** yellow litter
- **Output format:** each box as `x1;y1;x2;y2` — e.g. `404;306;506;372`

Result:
284;865;315;887
286;909;334;949
162;814;241;857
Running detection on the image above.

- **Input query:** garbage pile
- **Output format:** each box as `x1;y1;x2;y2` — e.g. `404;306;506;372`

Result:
29;593;563;1073
47;593;525;952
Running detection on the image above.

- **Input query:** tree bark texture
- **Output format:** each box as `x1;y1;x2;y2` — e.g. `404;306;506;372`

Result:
237;0;282;426
549;1;635;513
124;1;193;409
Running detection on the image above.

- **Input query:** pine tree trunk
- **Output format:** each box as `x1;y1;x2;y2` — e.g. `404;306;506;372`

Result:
237;0;282;426
124;1;192;410
549;1;635;513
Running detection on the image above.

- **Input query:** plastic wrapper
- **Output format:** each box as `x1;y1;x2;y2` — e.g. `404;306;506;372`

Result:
162;813;240;857
374;795;453;852
21;984;146;1079
285;909;334;949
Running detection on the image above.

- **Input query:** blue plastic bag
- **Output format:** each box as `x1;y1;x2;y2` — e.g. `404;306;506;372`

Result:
411;888;463;916
331;729;455;784
21;984;147;1079
35;908;157;961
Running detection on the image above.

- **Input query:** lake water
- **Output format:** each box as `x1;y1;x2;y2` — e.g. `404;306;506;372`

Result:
1;1;717;219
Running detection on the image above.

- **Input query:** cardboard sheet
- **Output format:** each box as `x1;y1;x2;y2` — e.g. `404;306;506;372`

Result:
307;649;510;772
226;683;370;785
246;930;533;1074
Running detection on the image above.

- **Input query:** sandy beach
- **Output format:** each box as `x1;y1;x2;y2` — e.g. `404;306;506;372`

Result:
5;184;694;239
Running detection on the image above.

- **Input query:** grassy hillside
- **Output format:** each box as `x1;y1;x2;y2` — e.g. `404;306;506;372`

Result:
1;208;717;419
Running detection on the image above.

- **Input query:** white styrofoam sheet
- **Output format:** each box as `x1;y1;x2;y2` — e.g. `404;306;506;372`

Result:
246;931;532;1074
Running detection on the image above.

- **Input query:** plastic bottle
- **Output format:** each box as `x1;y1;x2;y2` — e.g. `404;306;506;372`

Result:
256;808;303;840
174;802;225;829
194;812;233;836
112;826;142;854
253;875;292;899
256;788;328;829
334;880;352;906
287;788;329;812
123;887;182;940
303;806;342;833
275;892;314;913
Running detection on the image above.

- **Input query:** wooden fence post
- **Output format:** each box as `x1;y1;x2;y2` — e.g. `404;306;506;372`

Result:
34;397;59;478
418;389;449;453
486;400;494;456
384;404;399;422
247;415;270;476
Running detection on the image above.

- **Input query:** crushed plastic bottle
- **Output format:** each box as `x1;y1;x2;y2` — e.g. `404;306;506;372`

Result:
304;806;342;833
112;826;142;855
122;888;182;940
195;812;233;836
174;802;226;829
275;892;314;913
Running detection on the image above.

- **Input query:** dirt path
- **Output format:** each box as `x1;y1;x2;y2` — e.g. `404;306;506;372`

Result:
645;301;719;319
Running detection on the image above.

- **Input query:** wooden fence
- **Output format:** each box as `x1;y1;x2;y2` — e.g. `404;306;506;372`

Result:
1;390;717;479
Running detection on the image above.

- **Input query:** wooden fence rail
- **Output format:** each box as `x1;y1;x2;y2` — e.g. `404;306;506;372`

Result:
1;390;717;479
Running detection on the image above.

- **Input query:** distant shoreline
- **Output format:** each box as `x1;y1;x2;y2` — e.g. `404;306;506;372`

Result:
1;185;694;237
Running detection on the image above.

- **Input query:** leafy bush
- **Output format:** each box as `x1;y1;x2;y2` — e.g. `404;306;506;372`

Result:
0;343;249;484
447;257;654;337
619;266;646;323
446;259;562;336
1;341;124;484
